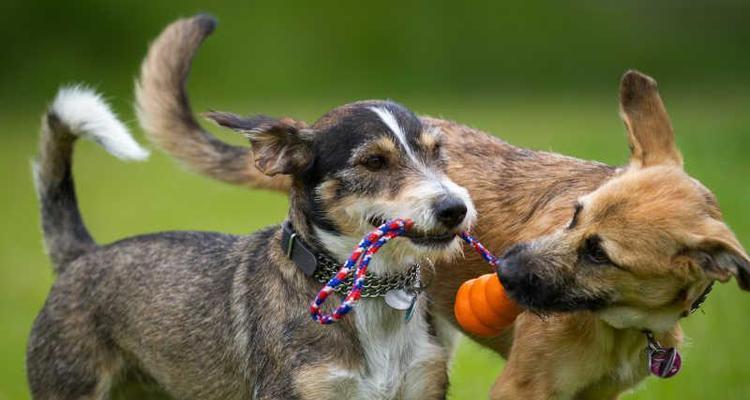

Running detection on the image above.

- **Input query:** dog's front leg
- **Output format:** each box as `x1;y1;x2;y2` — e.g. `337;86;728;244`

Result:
488;360;559;400
487;313;613;400
401;357;450;400
573;381;622;400
489;367;621;400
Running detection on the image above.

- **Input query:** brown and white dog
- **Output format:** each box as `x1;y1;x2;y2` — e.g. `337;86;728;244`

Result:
136;15;750;400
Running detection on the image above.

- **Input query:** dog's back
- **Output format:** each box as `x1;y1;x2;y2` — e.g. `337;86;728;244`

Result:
28;231;248;398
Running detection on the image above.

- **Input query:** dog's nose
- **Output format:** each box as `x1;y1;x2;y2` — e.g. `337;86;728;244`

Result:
434;196;468;229
496;243;528;292
497;257;516;291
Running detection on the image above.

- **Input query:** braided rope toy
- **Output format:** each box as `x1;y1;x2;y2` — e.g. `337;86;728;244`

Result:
310;219;413;324
310;219;521;334
459;232;500;266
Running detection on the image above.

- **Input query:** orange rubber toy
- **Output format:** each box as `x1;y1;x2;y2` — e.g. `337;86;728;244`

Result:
454;273;521;337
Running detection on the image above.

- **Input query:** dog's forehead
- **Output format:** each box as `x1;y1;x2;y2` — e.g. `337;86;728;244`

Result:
302;101;425;180
581;167;721;256
312;101;422;146
591;168;707;219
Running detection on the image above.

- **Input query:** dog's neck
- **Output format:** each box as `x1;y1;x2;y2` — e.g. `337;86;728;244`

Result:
567;312;681;371
286;185;325;253
286;184;418;276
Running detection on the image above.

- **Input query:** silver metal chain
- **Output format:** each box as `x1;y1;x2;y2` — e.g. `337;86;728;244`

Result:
312;255;420;298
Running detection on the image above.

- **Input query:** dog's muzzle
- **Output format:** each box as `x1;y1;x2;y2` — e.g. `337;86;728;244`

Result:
497;243;609;312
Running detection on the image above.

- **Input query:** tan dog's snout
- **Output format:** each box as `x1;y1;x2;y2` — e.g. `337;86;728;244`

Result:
498;241;612;313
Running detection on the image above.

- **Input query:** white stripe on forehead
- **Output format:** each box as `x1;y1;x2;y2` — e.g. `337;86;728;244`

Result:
369;106;419;163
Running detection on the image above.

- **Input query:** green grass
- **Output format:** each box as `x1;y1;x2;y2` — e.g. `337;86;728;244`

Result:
2;92;750;399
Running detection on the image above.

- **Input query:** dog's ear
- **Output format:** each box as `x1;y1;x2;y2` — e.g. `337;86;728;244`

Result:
204;112;312;176
690;221;750;291
619;70;683;168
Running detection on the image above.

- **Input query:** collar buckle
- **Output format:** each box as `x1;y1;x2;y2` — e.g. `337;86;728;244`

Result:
281;221;319;277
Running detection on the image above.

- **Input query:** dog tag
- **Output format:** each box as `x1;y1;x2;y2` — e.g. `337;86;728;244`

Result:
404;294;418;322
647;346;682;378
385;289;415;311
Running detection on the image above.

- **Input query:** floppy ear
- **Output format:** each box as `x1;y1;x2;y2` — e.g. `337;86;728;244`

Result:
619;70;683;168
691;222;750;291
204;112;312;176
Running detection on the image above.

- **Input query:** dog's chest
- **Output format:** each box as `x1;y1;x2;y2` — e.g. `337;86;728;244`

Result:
332;298;444;399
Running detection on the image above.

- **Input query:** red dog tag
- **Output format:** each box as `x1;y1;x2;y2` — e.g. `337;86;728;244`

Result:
646;333;682;378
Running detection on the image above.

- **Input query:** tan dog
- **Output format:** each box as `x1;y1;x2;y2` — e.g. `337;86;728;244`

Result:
137;16;750;399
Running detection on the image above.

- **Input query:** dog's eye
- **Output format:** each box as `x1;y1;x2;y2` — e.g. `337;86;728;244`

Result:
568;202;583;230
583;236;610;265
362;155;387;171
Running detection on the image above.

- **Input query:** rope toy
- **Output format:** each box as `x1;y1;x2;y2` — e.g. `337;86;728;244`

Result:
310;219;413;324
459;232;500;266
310;219;521;332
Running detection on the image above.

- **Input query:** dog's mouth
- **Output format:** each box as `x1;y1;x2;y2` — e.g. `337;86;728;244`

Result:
498;271;612;314
368;216;458;247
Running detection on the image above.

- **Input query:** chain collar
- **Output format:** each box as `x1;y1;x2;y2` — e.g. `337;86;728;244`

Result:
281;221;420;298
311;254;420;298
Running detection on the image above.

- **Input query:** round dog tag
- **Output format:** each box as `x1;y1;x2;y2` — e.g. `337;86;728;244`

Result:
648;347;682;378
385;289;414;311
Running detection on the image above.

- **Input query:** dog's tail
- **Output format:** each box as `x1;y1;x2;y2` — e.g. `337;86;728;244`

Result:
135;14;291;192
34;86;149;272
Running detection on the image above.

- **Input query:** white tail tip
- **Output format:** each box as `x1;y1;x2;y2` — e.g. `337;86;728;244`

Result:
51;86;150;161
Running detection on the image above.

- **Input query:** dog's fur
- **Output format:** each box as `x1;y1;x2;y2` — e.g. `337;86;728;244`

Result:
26;23;478;398
139;15;750;399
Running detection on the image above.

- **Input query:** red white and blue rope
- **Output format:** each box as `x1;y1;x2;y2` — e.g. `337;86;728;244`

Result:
310;219;414;324
459;231;500;267
310;219;499;325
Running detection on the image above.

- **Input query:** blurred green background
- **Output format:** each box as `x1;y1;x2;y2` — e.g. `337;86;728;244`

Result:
2;1;749;399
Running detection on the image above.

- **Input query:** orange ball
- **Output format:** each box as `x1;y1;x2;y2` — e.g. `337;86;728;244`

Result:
454;273;521;337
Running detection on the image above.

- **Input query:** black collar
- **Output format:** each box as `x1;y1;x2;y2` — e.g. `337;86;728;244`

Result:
281;220;335;277
280;221;420;298
689;281;714;314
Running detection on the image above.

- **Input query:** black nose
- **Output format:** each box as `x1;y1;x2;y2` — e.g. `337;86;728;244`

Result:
434;196;468;228
496;244;528;291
